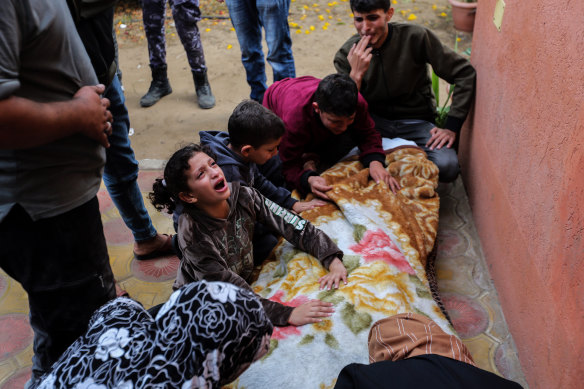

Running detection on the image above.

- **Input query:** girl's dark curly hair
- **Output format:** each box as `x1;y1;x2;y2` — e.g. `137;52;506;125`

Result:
149;143;216;214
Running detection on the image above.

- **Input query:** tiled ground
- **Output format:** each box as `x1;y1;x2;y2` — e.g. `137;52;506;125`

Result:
0;173;528;388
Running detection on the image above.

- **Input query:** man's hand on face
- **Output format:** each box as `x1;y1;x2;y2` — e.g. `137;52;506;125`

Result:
308;175;333;200
369;161;400;194
348;35;372;89
426;127;456;150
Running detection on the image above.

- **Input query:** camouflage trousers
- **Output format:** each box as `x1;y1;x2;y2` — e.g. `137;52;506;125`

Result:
142;0;207;72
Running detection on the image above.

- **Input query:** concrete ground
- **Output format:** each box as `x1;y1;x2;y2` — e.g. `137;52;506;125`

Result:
0;171;527;388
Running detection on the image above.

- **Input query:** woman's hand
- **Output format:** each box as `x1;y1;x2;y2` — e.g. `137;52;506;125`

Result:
318;257;347;290
288;300;335;326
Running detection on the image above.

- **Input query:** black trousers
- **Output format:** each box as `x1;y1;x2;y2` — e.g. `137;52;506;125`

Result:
0;197;116;377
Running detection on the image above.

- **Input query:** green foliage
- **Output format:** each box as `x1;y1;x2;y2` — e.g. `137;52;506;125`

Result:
432;70;454;128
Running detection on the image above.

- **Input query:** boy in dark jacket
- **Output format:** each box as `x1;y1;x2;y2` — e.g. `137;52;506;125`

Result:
175;100;325;262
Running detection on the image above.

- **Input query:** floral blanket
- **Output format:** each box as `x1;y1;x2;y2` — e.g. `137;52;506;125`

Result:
230;146;452;389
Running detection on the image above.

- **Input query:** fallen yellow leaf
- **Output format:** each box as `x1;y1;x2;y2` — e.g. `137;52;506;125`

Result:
407;13;417;20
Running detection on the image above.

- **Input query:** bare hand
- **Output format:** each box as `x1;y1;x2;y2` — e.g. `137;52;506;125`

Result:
307;176;333;200
318;257;347;290
348;35;372;90
369;161;400;194
426;127;456;151
292;199;328;213
73;84;113;148
288;300;335;326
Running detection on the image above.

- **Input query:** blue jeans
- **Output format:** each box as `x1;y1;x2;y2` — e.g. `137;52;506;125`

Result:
226;0;295;102
103;75;157;242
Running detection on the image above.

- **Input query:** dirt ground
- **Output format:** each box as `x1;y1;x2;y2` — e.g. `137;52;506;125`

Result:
114;0;472;161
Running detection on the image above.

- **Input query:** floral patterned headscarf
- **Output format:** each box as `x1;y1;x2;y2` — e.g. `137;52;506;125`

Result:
37;280;273;388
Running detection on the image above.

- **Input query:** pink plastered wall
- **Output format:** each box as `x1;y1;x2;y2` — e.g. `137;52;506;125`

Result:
458;1;584;388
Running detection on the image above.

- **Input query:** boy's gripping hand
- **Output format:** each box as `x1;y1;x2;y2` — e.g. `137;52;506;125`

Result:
292;199;328;213
307;176;333;200
288;300;335;326
318;257;347;290
369;161;400;194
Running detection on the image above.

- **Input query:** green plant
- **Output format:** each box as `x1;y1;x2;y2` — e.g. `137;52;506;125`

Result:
432;34;464;128
432;71;454;129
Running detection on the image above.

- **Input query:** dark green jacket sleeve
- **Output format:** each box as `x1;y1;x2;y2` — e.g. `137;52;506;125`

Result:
421;28;476;132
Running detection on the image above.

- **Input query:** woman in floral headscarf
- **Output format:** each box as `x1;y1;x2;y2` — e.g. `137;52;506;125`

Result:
36;280;273;388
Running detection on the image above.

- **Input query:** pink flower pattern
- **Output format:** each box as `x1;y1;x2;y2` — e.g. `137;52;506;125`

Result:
268;291;309;340
132;256;179;282
350;229;415;275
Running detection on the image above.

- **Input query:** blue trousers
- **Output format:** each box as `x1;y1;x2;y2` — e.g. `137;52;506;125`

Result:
371;116;460;183
226;0;295;102
104;75;157;242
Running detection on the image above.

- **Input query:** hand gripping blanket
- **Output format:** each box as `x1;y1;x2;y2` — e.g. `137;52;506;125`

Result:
229;146;453;389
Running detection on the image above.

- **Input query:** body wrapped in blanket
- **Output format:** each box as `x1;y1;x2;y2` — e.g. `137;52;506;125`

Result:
228;146;452;388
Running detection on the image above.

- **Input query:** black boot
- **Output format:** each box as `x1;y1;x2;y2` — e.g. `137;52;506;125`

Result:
192;70;215;109
140;64;172;107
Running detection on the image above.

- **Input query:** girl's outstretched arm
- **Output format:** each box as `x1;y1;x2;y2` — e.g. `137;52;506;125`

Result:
288;300;335;326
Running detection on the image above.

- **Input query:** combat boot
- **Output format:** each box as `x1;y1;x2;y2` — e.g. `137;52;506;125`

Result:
192;70;215;109
140;64;172;107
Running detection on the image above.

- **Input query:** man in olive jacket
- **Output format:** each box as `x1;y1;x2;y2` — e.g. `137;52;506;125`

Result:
334;0;476;182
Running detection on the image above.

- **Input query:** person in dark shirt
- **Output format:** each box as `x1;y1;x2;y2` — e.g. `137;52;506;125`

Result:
334;0;476;182
335;313;523;389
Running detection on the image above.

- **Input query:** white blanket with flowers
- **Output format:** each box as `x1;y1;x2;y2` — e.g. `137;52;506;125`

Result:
228;146;452;389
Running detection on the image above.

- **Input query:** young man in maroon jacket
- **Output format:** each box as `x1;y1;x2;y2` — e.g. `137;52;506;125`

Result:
263;74;399;199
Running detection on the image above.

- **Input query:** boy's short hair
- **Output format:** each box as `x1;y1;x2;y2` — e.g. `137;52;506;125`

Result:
228;100;286;149
350;0;390;12
314;74;358;117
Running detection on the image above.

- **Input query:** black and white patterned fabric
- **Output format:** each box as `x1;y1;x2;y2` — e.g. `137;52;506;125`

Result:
37;280;273;388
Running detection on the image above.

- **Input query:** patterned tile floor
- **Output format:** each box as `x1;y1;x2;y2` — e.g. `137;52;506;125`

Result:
0;173;528;388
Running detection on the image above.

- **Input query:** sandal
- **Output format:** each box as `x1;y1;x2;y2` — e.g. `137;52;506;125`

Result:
133;233;175;260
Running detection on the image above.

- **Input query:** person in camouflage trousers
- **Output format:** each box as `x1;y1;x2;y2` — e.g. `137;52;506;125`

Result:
141;0;215;109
